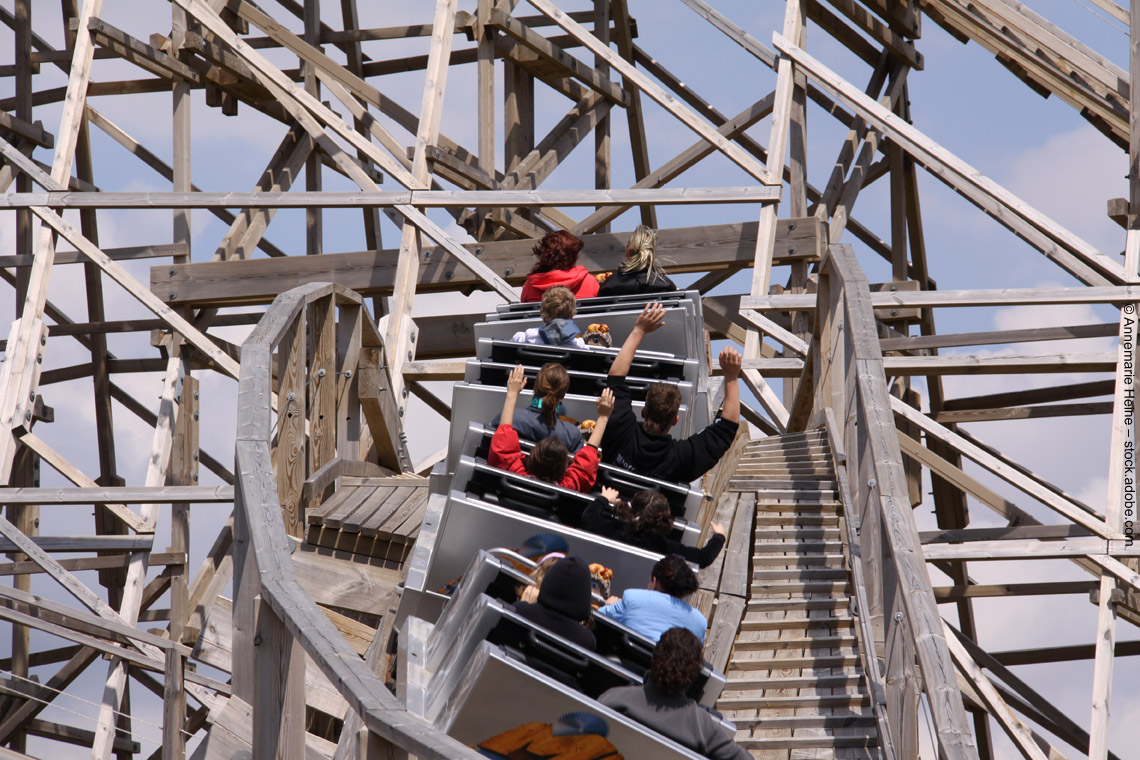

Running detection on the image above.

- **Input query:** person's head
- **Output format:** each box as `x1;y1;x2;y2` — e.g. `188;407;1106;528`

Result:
530;552;566;587
536;555;593;622
540;286;577;323
642;382;682;435
620;225;666;282
533;363;570;427
650;554;698;599
525;436;570;483
629;490;673;537
531;230;584;274
649;627;703;696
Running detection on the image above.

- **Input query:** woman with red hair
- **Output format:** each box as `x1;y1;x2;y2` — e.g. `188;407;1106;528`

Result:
520;230;600;302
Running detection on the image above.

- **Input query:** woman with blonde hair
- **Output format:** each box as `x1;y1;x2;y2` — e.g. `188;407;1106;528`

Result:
597;225;677;296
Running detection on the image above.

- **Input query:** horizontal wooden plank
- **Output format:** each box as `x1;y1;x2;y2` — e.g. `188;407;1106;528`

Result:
152;221;817;306
0;486;233;504
744;285;1140;311
2;186;779;209
736;353;1119;376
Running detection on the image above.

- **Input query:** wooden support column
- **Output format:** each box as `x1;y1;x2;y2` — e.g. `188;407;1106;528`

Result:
91;353;180;760
340;0;383;251
611;0;654;227
8;7;35;749
169;367;197;643
503;61;534;175
475;0;496;240
309;295;336;504
161;647;186;760
385;0;458;433
303;0;322;256
783;1;810;406
594;0;612;231
742;0;801;432
1090;6;1140;755
275;309;306;537
336;303;362;462
253;602;305;760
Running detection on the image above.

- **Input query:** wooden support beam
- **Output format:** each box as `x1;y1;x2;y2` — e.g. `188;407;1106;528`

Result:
774;34;1132;286
527;0;775;184
487;9;628;106
154;221;815;307
1;187;779;209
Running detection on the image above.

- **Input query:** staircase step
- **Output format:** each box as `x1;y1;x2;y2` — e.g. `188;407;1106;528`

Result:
730;653;860;670
734;635;858;651
718;692;870;710
729;486;840;500
754;527;841;539
753;540;845;553
751;553;846;567
735;735;879;750
750;581;850;595
753;500;842;512
753;568;848;581
754;514;841;527
730;481;839;494
740;615;854;631
725;673;864;691
747;598;849;612
732;712;876;729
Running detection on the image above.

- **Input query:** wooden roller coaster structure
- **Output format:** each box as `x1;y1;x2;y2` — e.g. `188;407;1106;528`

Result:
0;0;1138;758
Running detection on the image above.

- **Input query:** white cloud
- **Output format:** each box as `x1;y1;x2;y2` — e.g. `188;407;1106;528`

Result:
1001;124;1127;256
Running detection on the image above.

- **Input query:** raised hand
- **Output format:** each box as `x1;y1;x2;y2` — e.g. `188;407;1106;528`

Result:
596;387;615;417
719;346;742;381
600;486;621;504
506;364;528;394
634;302;666;333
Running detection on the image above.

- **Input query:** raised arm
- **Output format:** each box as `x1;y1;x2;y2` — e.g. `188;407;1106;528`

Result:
720;346;741;424
587;388;615;447
608;303;666;378
499;364;528;428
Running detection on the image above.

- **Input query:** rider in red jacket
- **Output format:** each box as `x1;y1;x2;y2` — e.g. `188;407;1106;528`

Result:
489;364;613;492
520;230;600;302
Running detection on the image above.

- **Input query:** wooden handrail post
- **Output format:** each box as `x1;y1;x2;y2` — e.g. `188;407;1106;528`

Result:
336;303;363;463
275;308;307;538
309;295;337;506
253;601;306;760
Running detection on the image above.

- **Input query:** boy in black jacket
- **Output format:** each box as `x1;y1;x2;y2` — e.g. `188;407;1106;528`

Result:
601;303;741;483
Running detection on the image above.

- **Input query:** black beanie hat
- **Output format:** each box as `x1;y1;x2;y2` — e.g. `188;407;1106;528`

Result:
537;555;593;622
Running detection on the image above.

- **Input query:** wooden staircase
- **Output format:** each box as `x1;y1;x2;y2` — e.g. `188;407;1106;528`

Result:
717;429;881;759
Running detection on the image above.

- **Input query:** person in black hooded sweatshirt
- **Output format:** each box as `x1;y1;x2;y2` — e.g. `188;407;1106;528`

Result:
601;303;742;484
512;555;596;651
582;488;727;569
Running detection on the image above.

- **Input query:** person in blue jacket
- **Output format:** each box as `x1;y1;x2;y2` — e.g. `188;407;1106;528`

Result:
595;554;706;643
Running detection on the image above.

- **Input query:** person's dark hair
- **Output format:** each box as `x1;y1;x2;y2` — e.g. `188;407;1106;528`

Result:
614;490;672;537
530;230;584;274
533;363;570;428
651;554;698;598
650;627;703;695
643;383;682;435
525;436;569;483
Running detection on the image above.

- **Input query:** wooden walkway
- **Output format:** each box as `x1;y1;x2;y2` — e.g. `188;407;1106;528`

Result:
305;475;430;567
716;430;881;759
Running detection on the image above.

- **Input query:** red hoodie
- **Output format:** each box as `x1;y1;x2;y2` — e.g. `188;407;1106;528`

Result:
489;424;599;492
520;265;601;302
